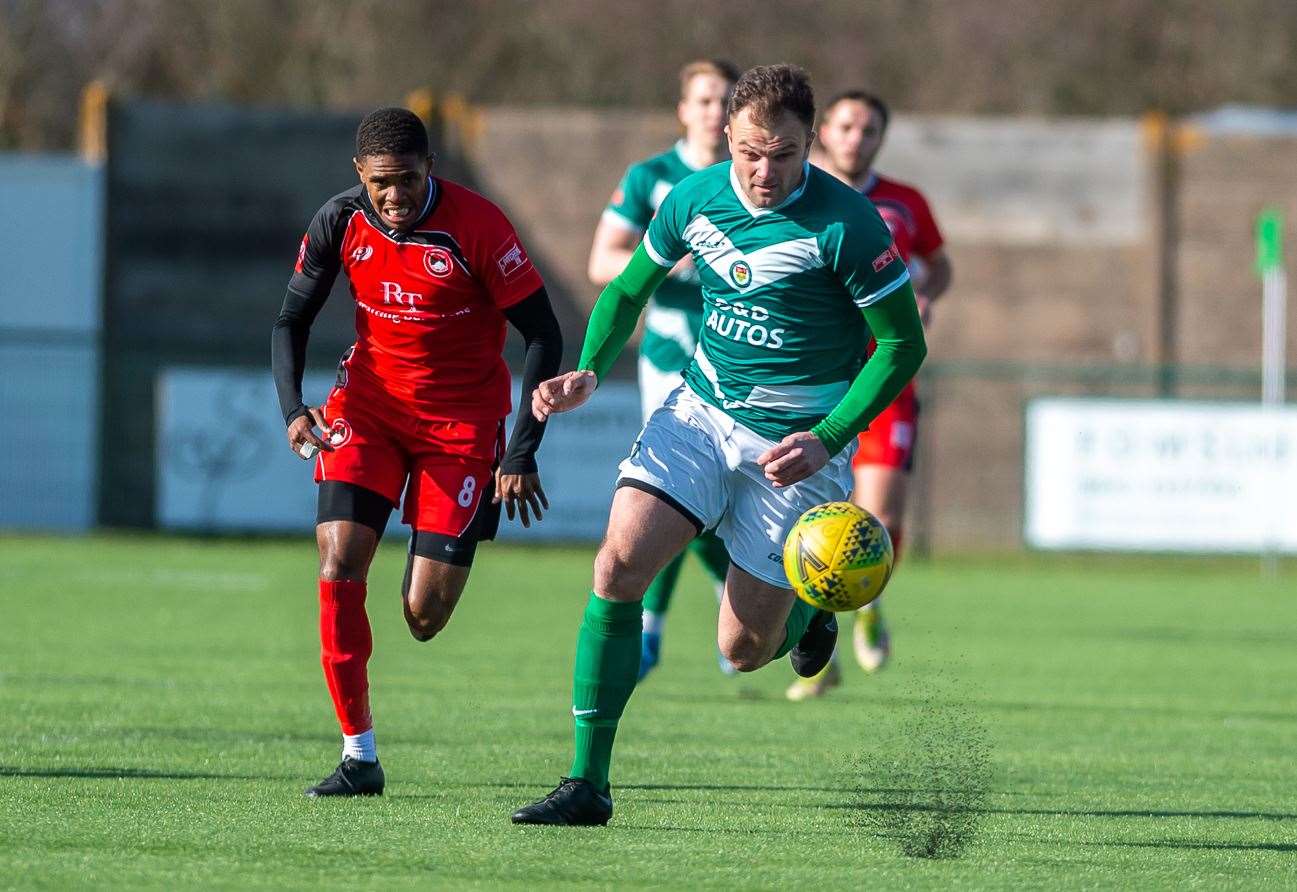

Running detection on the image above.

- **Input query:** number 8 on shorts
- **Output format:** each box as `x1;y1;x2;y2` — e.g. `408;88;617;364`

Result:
457;475;476;508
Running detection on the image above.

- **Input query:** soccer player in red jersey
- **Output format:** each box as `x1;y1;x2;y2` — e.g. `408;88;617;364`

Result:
271;108;562;795
789;91;954;699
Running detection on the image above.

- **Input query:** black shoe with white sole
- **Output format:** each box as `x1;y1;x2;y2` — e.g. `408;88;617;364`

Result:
510;777;613;826
304;757;385;798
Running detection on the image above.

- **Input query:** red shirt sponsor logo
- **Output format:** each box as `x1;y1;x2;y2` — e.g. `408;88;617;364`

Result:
378;280;424;308
872;244;901;272
295;233;309;272
494;239;529;280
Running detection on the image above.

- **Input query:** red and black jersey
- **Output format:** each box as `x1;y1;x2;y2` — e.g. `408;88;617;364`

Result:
861;173;944;265
856;173;945;410
288;177;544;422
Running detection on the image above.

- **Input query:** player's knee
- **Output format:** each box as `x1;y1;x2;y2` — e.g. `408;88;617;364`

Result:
406;618;440;642
406;602;451;642
319;553;369;581
719;635;768;673
592;544;653;602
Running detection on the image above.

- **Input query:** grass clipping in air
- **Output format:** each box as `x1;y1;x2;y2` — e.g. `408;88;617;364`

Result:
845;673;992;859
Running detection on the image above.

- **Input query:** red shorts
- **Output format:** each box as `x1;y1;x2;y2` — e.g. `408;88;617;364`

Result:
853;381;919;472
314;383;503;535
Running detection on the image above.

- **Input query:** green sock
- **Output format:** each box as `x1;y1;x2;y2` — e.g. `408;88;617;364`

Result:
689;531;731;585
569;592;643;790
641;552;684;615
772;597;819;660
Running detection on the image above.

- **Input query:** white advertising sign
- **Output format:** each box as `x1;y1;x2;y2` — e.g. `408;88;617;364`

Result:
1025;399;1297;552
156;367;642;541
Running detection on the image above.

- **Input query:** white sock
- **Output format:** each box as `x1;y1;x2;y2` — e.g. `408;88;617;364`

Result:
343;729;377;763
642;610;666;636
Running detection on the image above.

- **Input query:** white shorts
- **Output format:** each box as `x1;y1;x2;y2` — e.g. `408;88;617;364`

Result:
638;355;684;427
617;384;855;588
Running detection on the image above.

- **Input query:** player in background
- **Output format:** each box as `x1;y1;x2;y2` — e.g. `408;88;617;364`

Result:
271;108;563;796
511;65;926;825
587;59;740;680
786;90;953;701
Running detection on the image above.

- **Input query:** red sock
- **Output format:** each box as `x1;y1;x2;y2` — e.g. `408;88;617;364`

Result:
889;527;904;566
318;579;372;735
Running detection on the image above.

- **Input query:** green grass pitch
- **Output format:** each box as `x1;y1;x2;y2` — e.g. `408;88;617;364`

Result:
1;534;1294;888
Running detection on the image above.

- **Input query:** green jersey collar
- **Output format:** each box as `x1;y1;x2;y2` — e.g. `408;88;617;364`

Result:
729;161;811;217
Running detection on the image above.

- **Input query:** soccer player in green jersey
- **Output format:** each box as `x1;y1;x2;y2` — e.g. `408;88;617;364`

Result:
511;65;927;826
587;59;740;680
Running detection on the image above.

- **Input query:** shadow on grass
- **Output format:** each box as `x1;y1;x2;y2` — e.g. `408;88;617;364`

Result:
650;689;1297;726
133;725;345;746
395;781;952;795
0;765;285;781
623;782;862;794
1099;840;1297;853
831;800;1297;823
613;823;789;836
1010;832;1297;855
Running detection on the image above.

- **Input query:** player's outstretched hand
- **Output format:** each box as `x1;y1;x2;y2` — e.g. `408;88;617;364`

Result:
493;470;549;528
532;370;597;421
287;406;334;460
757;431;829;488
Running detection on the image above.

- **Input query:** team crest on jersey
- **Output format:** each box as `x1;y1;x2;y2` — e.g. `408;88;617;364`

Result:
327;418;353;448
351;245;373;263
729;259;753;289
423;246;454;278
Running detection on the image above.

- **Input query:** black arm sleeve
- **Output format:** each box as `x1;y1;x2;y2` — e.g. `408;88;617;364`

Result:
270;197;348;426
500;287;564;474
271;286;331;425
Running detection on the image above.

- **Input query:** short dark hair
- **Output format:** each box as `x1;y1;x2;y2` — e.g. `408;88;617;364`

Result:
822;90;890;131
355;107;429;159
727;64;815;131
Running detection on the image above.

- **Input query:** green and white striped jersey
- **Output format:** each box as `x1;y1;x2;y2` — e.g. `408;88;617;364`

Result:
644;160;910;441
603;141;712;373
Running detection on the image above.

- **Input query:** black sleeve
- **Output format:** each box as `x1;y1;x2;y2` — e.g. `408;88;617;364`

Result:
271;287;331;425
270;200;347;426
500;287;564;474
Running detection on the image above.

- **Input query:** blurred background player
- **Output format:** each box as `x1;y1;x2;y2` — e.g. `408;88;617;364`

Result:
271;107;562;795
587;59;740;679
787;90;954;700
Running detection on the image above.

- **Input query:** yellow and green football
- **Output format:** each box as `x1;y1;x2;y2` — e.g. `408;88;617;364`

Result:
783;501;894;612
